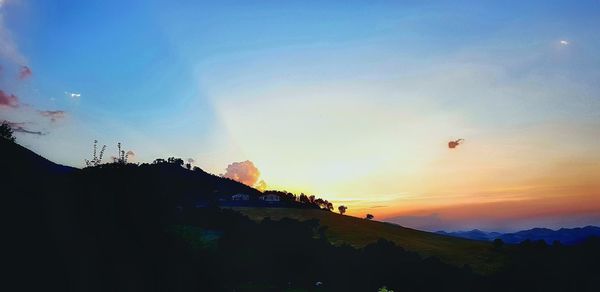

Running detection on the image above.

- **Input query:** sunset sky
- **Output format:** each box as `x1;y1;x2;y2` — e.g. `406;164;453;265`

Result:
1;0;599;231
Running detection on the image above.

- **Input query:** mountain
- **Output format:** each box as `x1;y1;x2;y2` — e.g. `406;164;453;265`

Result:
437;226;600;245
436;229;503;241
0;138;76;175
498;226;600;245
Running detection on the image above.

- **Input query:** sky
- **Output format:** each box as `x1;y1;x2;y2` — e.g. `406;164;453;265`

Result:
1;0;599;232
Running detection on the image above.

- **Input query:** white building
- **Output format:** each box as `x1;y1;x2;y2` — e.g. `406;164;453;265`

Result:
259;194;280;202
231;193;250;201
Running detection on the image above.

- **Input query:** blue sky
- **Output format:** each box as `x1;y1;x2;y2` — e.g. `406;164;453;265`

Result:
1;0;599;231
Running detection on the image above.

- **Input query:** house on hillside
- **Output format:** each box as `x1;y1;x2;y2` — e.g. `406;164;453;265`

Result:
259;194;280;202
231;193;250;201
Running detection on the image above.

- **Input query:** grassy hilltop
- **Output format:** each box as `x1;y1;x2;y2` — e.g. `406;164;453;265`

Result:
234;207;506;273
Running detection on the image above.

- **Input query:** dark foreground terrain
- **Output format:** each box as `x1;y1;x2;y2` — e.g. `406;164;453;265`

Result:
2;139;600;291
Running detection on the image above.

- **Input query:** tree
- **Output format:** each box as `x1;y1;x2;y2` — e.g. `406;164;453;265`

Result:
338;205;347;215
153;158;166;164
325;201;333;211
84;140;106;167
0;121;15;143
493;238;504;251
365;214;374;220
167;157;184;166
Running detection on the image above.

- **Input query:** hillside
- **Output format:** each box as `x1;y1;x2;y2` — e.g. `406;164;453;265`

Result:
0;139;504;274
234;207;506;273
3;139;600;291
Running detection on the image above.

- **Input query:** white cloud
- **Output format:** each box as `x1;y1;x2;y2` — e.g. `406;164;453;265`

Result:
65;91;81;99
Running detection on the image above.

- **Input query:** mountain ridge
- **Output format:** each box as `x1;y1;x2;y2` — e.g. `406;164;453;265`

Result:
436;225;600;244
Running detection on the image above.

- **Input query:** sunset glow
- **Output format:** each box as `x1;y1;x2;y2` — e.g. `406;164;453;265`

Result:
1;0;599;231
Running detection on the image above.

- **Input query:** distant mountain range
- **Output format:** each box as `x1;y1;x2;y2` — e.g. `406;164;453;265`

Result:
436;226;600;245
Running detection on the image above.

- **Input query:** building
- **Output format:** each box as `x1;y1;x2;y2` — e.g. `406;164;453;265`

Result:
231;193;250;201
259;194;280;202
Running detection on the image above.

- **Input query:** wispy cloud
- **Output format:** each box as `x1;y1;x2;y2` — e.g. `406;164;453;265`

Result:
4;121;45;136
0;89;18;107
18;65;31;79
0;0;27;65
38;110;66;122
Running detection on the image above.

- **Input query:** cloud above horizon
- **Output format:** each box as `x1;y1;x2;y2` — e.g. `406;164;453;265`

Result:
65;91;81;99
4;121;44;136
255;179;267;192
38;110;66;122
221;160;265;189
19;65;31;79
0;89;18;107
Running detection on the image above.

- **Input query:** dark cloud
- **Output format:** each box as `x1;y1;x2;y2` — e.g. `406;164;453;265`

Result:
4;121;44;136
221;160;262;187
0;89;18;107
38;110;66;122
19;65;31;80
448;138;464;149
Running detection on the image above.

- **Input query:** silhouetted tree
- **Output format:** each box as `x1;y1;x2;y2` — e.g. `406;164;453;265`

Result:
113;142;129;165
84;140;107;167
167;157;184;165
493;238;504;251
325;201;333;211
185;163;191;170
153;158;166;164
338;205;347;215
0;121;15;143
365;214;374;220
299;193;310;204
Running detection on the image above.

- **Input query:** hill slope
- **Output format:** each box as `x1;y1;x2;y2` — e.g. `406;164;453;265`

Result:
234;207;506;273
1;139;503;273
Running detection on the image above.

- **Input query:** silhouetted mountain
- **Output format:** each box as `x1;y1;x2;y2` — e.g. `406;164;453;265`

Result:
498;226;600;245
436;229;502;241
0;138;76;175
437;226;600;245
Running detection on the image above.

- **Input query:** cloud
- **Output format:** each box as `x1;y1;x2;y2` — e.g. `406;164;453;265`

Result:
3;121;44;136
38;110;66;122
187;158;195;164
560;40;569;46
0;0;27;65
0;89;18;107
65;91;81;99
448;138;464;149
221;160;262;187
255;179;267;192
19;65;31;79
126;150;135;159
